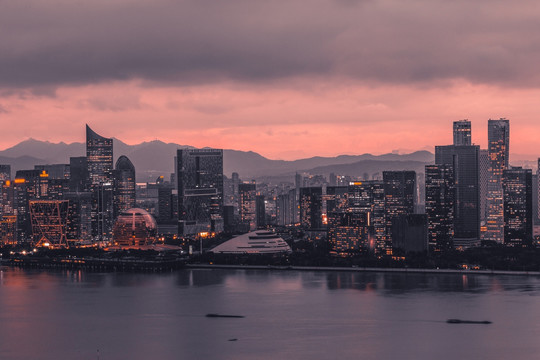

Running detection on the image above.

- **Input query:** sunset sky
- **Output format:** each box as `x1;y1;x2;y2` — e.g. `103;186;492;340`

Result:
1;0;540;159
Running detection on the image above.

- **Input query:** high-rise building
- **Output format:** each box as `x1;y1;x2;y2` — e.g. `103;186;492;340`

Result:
479;149;489;224
86;125;113;186
486;118;510;243
34;164;70;180
503;167;532;246
176;148;223;236
0;165;11;181
537;158;540;222
69;157;89;192
383;171;416;252
299;187;323;230
113;155;136;218
347;181;386;253
425;164;454;251
86;125;114;241
256;195;266;229
435;145;480;246
239;183;257;231
453;119;472;146
29;200;69;247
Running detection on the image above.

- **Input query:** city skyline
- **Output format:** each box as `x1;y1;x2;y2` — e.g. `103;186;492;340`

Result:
2;1;540;159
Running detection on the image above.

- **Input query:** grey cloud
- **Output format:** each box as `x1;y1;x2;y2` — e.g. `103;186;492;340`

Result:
1;0;540;88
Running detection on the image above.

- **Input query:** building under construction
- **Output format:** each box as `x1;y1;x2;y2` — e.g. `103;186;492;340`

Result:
29;200;69;247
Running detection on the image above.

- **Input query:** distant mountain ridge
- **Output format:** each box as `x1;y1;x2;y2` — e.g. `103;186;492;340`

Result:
0;138;435;182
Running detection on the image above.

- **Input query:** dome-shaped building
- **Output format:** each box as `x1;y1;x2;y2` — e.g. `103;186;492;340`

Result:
112;208;157;247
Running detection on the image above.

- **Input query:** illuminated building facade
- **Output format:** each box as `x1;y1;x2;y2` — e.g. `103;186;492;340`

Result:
486;118;510;243
176;148;224;236
29;200;69;247
69;156;89;192
299;187;323;230
0;215;16;245
503;167;532;246
453;119;472;146
328;211;372;255
112;208;157;247
113;155;136;218
239;183;257;231
347;181;386;253
86;125;114;241
0;165;11;181
435;145;480;247
479;149;489;224
383;171;416;252
425;164;454;251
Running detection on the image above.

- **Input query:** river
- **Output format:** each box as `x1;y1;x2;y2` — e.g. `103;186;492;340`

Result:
0;267;539;359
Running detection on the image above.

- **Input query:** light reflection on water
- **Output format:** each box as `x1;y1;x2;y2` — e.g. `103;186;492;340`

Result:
1;267;540;360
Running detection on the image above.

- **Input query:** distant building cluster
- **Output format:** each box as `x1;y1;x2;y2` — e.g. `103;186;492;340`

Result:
0;120;537;256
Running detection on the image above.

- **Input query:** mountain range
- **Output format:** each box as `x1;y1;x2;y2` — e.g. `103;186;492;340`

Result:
0;138;435;182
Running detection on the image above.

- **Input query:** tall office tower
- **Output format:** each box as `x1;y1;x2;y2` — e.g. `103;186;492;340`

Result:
276;193;290;226
86;125;113;186
436;145;480;247
537;158;540;222
295;173;302;222
239;183;257;231
453;119;472;146
69;157;89;192
503;167;532;246
383;171;416;253
113;155;136;218
231;172;240;214
347;181;385;253
65;191;92;241
12;170;43;243
486;118;510;243
425;164;455;251
176;148;223;236
157;184;175;225
86;125;114;241
256;195;266;229
0;165;11;181
479;149;489;224
299;187;323;230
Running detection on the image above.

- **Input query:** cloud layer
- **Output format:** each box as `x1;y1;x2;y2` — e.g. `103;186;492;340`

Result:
2;0;540;88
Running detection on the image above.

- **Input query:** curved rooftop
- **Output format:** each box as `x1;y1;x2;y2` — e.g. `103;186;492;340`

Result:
210;230;291;254
115;155;135;171
86;124;112;142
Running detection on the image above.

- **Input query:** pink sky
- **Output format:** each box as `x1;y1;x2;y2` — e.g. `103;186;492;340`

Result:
1;0;540;160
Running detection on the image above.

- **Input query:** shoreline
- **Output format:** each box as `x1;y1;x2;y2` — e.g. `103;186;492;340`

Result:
185;263;540;276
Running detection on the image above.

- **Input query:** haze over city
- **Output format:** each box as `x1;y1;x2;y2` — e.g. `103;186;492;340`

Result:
2;1;540;159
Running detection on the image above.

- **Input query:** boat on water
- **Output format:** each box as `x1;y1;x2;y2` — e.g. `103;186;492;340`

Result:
206;314;245;318
447;319;492;324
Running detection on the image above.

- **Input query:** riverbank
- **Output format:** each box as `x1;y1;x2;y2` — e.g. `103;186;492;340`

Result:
186;263;540;276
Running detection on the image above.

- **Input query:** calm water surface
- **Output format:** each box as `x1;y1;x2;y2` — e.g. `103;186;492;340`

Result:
1;267;539;360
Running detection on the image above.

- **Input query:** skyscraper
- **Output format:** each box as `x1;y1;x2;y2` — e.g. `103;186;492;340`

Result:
486;118;510;243
425;164;454;251
239;182;257;231
347;181;386;253
453;119;472;146
299;187;323;230
435;145;480;246
86;125;114;241
0;165;11;181
86;125;113;186
503;167;532;246
176;148;223;236
479;149;489;224
383;171;416;253
113;155;136;218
